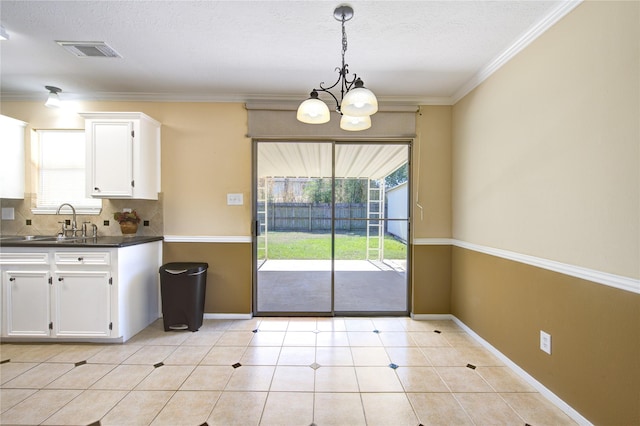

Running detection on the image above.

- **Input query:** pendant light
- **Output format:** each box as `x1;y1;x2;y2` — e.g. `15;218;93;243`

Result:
44;86;62;108
296;5;378;131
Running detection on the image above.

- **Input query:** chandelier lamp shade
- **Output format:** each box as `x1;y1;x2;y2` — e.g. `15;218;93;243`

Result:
340;114;371;131
296;91;331;124
296;5;378;131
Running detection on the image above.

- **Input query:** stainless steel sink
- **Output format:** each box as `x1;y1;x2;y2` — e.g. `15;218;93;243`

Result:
26;235;58;241
0;235;91;243
0;235;55;241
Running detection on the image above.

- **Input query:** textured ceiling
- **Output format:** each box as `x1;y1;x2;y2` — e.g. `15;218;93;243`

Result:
0;1;579;105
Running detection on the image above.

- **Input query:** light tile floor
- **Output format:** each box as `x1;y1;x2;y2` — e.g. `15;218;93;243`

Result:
0;317;577;425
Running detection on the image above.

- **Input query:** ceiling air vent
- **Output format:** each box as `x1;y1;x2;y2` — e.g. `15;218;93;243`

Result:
56;41;121;58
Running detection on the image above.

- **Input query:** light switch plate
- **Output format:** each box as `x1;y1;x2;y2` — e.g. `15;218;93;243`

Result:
227;193;243;205
1;207;15;220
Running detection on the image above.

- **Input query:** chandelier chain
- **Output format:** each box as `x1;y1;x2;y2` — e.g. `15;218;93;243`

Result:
341;13;348;67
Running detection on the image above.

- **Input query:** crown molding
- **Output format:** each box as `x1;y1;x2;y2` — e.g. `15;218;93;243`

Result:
1;1;583;107
450;0;583;104
0;91;445;106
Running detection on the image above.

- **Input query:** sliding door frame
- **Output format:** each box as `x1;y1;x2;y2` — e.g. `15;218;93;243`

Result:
252;138;412;317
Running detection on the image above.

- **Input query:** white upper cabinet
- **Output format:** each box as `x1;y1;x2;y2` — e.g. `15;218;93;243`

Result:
0;115;27;199
80;112;161;199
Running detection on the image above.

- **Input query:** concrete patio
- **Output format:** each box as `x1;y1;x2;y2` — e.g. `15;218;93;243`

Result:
257;260;407;313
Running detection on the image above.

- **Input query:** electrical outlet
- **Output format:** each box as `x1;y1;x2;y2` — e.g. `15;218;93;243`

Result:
540;330;552;354
1;207;15;220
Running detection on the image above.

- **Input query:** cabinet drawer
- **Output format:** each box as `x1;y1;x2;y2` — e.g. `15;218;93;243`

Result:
55;252;111;266
0;252;49;265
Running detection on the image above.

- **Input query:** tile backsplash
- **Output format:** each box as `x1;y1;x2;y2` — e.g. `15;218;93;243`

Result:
0;194;163;237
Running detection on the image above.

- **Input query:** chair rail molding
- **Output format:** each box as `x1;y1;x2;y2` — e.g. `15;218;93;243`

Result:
412;238;639;294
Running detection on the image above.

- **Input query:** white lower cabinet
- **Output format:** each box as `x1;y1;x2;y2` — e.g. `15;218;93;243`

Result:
5;270;51;337
54;270;111;337
1;241;161;342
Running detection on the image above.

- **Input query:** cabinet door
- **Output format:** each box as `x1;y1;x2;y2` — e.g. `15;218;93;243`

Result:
88;121;134;198
54;271;111;337
5;270;51;337
0;115;27;199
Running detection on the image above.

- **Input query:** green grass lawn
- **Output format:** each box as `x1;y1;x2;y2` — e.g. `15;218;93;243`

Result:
262;231;406;260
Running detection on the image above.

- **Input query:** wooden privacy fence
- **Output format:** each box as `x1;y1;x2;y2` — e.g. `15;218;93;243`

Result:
259;202;375;231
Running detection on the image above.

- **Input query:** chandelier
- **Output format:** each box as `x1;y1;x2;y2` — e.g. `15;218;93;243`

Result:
296;5;378;131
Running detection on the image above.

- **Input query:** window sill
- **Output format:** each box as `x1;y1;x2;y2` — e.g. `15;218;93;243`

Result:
32;207;102;215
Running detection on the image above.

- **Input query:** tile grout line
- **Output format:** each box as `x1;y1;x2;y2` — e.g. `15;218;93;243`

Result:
1;317;572;425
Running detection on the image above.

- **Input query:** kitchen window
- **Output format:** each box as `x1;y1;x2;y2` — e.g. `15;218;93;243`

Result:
32;129;101;214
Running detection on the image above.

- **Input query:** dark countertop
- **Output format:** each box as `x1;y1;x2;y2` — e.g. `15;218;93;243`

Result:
0;235;163;248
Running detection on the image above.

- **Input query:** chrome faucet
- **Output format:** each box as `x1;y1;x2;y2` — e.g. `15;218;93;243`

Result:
82;221;98;238
56;203;77;237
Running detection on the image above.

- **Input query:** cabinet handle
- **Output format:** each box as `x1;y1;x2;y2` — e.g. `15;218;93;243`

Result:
58;277;64;281
9;277;15;281
94;187;100;191
78;257;84;261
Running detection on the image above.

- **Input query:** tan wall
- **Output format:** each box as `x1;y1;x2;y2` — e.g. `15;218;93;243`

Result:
452;247;640;425
450;1;640;424
412;106;452;239
452;0;639;278
163;242;252;314
2;100;446;315
157;103;251;236
1;101;253;237
411;106;453;315
6;7;638;422
2;101;254;314
411;245;451;314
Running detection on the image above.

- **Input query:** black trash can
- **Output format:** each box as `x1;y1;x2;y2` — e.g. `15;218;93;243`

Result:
159;262;208;332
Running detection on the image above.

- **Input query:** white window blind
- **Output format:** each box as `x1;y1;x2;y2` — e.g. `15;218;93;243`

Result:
35;130;101;213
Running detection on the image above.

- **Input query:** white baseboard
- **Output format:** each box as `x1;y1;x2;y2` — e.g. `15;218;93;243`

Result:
203;313;253;320
445;315;592;425
410;313;453;320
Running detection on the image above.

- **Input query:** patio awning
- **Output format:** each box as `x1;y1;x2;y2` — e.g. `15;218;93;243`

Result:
257;142;408;180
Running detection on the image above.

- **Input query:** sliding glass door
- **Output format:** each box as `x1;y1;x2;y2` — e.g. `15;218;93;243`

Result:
333;143;409;313
254;140;409;316
255;142;333;314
